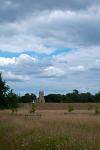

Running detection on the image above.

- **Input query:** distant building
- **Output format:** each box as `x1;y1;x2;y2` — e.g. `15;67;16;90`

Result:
37;91;45;103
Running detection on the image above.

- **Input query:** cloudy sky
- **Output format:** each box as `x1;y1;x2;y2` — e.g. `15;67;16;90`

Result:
0;0;100;95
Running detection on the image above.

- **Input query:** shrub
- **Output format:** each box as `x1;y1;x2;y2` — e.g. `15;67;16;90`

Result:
95;106;100;115
30;103;36;113
68;105;74;112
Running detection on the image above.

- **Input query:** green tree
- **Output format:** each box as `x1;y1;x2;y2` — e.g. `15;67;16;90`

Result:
45;94;62;103
95;92;100;103
0;73;9;108
7;89;18;109
73;89;79;94
19;93;36;103
0;73;18;109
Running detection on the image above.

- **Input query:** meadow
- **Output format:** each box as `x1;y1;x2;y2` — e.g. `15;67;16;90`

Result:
0;103;100;150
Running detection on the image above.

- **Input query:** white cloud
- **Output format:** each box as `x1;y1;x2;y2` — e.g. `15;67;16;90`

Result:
0;57;15;65
42;66;65;77
3;71;30;82
53;46;100;72
0;5;100;53
16;54;37;64
0;46;100;81
69;65;85;72
0;47;100;94
0;0;100;94
0;54;37;66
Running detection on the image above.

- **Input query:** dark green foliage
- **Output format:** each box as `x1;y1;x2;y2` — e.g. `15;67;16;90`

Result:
45;90;100;103
7;89;18;109
0;73;9;97
0;73;9;108
95;92;100;102
0;73;18;109
19;93;36;103
44;94;62;103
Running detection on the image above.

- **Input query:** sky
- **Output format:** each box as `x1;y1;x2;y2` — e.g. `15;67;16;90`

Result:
0;0;100;95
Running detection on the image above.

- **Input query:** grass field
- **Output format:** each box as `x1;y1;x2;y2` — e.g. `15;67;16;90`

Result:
0;103;100;150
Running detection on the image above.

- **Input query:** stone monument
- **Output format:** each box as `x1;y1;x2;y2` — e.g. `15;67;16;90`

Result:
37;91;45;103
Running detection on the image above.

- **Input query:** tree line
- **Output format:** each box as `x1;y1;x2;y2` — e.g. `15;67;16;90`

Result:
45;89;100;103
0;73;100;109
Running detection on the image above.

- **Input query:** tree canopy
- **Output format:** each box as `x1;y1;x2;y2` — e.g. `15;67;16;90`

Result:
45;90;100;103
0;73;18;109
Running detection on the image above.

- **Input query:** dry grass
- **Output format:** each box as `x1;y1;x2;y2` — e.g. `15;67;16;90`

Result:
0;103;100;150
20;103;100;110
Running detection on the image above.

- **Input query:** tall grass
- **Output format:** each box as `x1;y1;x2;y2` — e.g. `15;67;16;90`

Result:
0;109;100;150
